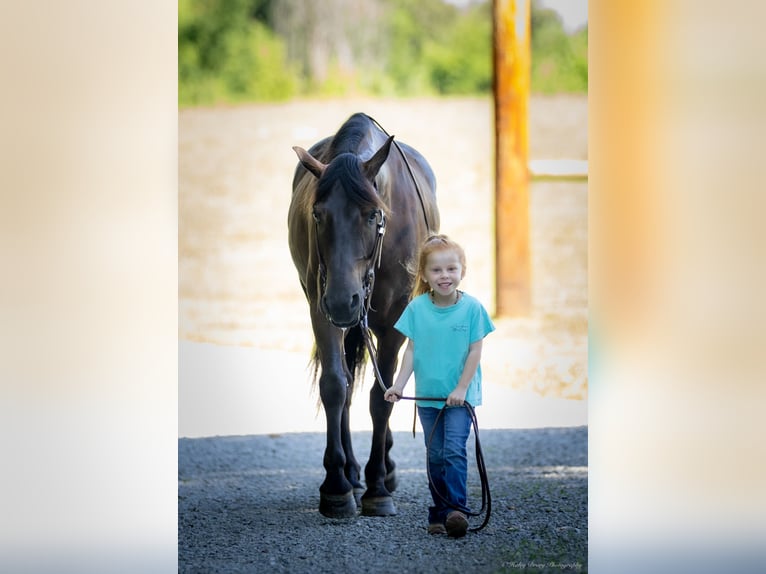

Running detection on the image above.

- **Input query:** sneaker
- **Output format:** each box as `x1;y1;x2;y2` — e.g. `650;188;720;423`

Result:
445;511;468;538
427;523;447;535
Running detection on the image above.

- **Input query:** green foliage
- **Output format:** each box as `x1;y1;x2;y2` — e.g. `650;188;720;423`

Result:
382;0;458;95
422;2;492;95
530;2;588;93
178;0;587;107
178;0;296;106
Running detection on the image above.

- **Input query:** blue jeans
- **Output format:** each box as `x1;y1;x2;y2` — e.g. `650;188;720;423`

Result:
417;406;472;525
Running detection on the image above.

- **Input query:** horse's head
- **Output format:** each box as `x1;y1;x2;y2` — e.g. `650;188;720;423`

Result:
293;136;394;328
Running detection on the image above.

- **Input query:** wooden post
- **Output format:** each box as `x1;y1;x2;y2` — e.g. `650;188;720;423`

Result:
493;0;531;316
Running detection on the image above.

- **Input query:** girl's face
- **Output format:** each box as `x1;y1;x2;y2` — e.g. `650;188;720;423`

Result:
423;248;464;302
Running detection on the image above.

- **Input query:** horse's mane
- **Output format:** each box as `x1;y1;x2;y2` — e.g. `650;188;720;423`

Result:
328;112;372;155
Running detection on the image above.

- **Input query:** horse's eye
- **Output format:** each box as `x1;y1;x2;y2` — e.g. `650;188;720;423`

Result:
367;211;378;224
312;208;320;223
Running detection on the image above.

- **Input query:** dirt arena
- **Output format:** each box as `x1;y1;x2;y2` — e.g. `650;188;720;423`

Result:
179;95;587;401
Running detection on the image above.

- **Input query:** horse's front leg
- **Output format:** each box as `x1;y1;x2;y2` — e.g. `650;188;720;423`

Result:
361;328;405;516
340;393;364;506
341;328;365;506
314;322;358;518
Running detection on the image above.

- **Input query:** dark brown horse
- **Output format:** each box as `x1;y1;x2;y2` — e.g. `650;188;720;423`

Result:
288;113;439;517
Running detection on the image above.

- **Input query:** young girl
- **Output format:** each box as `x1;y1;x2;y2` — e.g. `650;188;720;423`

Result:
384;234;495;537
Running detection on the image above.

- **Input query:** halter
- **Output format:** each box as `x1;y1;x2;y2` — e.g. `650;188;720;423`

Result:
315;208;386;328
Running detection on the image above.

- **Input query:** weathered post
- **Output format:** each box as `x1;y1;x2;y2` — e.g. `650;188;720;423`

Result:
493;0;531;316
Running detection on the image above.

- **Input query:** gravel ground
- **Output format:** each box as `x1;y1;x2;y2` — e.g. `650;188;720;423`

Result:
179;426;587;573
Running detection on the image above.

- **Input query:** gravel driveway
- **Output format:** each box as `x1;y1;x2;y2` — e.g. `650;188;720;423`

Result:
179;426;587;573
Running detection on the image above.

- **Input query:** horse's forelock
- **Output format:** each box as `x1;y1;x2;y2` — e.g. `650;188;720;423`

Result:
315;154;387;214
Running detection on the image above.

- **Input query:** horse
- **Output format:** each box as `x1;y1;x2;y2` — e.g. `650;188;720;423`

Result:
288;113;439;518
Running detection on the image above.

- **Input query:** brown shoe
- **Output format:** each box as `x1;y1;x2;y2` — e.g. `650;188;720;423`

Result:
445;511;468;538
427;523;447;535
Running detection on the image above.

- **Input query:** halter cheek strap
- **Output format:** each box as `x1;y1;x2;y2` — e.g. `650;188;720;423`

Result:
363;210;386;315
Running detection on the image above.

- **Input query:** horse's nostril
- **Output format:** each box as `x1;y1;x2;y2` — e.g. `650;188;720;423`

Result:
350;293;360;309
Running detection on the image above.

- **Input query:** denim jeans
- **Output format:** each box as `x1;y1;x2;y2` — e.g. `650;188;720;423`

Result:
417;405;472;525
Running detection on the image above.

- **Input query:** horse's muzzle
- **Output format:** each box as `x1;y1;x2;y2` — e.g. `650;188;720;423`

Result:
321;292;363;328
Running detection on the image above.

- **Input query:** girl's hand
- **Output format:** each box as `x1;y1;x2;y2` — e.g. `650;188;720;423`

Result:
384;386;402;403
446;387;467;407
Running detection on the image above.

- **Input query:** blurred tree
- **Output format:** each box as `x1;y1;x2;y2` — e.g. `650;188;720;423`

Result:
179;0;296;105
382;0;458;94
530;0;587;93
177;0;587;106
271;0;384;94
424;1;492;94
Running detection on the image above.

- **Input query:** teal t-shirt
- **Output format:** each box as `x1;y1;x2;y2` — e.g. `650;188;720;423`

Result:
394;292;495;408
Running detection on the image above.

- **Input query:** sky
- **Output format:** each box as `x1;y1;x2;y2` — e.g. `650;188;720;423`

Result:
448;0;588;34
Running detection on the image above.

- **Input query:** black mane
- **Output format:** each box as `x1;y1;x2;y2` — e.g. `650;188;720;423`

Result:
328;113;371;156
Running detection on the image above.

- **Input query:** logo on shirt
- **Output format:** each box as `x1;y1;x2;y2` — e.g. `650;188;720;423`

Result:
452;324;468;332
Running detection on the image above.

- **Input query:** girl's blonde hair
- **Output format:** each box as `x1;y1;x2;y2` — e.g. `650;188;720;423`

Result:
410;234;467;299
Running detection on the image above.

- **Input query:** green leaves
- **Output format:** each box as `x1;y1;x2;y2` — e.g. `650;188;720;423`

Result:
530;2;588;94
179;0;296;106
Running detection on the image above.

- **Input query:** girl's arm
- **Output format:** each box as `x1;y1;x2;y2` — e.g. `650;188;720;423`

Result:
446;339;483;406
384;339;414;402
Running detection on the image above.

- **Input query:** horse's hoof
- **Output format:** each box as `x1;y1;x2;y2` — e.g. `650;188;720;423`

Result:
319;491;358;518
384;469;398;493
361;496;397;516
353;487;364;508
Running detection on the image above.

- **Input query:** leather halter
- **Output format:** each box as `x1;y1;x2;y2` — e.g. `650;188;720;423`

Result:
315;209;386;328
315;114;429;330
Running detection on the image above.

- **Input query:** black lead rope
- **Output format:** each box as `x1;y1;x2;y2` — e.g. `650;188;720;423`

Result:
399;397;491;533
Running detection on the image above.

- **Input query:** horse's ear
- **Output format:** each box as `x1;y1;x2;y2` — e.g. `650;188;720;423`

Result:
362;135;394;181
293;146;326;179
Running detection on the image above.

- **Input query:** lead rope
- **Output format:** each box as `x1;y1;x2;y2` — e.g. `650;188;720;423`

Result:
423;401;491;533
